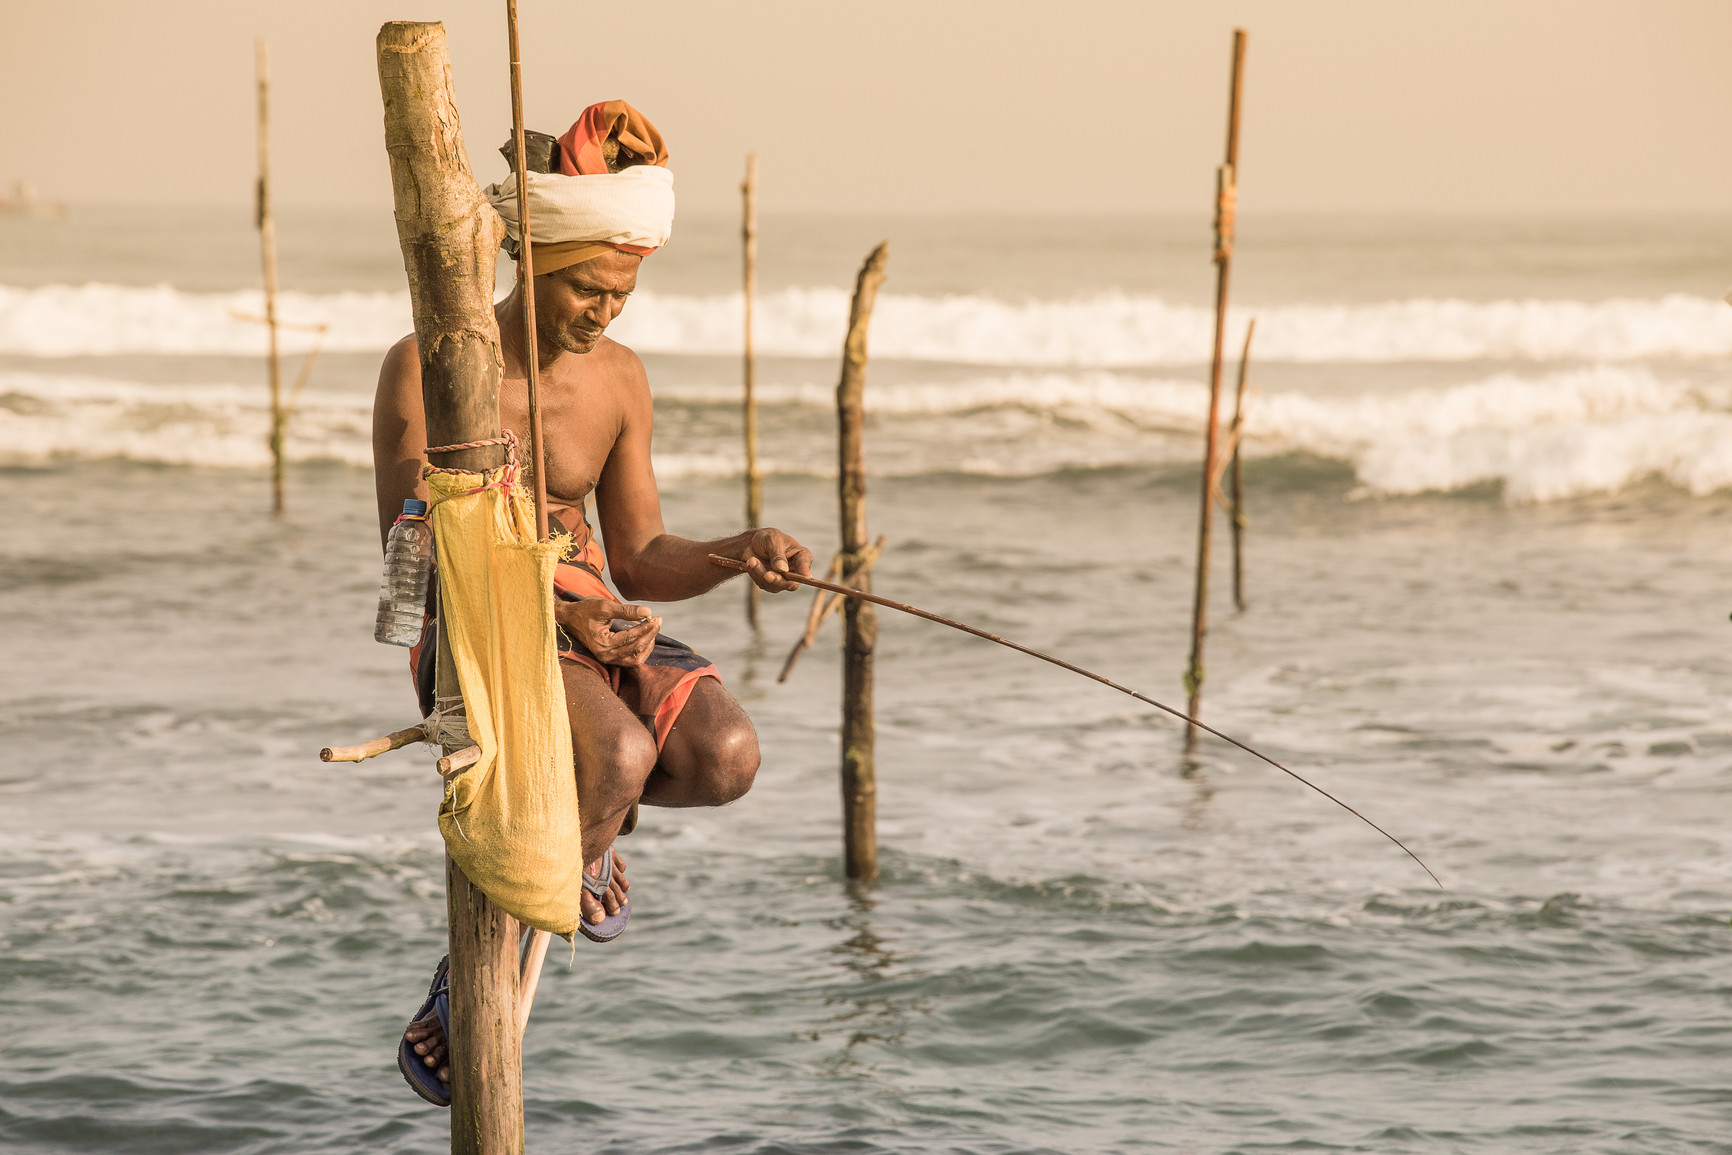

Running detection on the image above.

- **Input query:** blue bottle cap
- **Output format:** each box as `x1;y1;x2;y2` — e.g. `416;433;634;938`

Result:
402;498;429;517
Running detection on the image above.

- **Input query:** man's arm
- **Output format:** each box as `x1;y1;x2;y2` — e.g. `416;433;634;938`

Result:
372;335;430;549
592;349;811;602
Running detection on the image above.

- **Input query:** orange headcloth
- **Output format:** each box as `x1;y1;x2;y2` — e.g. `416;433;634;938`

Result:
556;101;670;176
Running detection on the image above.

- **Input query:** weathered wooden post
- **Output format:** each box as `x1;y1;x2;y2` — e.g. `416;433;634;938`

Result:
1184;28;1247;754
742;153;763;628
376;21;522;1154
254;37;285;515
1229;317;1256;612
837;242;889;882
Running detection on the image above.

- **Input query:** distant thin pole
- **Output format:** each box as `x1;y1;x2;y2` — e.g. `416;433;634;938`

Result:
1230;317;1255;612
1185;28;1247;753
742;153;762;628
254;38;284;515
507;0;548;541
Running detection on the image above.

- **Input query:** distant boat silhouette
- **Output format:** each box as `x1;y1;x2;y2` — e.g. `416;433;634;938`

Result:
0;181;67;219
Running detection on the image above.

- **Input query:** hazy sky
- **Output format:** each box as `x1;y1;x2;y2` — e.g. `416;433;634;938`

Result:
4;0;1729;217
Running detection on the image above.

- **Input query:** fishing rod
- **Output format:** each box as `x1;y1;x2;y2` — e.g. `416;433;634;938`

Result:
710;554;1441;888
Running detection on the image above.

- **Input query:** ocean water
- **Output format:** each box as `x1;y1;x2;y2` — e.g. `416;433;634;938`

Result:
3;206;1732;1153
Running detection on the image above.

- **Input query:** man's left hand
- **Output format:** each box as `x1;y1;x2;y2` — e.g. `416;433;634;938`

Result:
739;528;813;593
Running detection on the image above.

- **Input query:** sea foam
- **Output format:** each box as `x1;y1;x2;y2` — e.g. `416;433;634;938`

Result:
4;282;1731;365
7;365;1731;502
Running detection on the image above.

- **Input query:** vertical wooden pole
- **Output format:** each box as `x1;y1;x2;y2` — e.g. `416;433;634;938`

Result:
837;242;889;883
1229;317;1255;612
254;38;285;516
503;0;552;1044
1184;27;1247;754
377;22;521;1155
505;0;548;541
742;153;762;628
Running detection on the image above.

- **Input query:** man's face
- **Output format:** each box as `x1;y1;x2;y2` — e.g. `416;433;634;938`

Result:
533;251;643;356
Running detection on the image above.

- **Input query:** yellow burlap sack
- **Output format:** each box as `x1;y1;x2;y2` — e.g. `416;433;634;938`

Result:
427;467;584;937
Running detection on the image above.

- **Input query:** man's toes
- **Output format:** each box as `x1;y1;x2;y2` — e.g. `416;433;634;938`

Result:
437;1064;451;1084
582;890;604;925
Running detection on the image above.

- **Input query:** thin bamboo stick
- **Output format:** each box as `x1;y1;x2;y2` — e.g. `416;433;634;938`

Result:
1184;28;1247;754
515;925;551;1040
838;243;889;883
742;154;762;628
711;554;1440;888
780;553;843;681
506;0;548;541
1229;317;1256;612
778;535;885;683
254;39;285;516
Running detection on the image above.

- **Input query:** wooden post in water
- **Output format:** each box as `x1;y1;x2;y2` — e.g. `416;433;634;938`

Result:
1184;28;1247;754
1229;318;1255;612
377;22;521;1154
742;154;763;627
838;242;889;882
254;38;286;516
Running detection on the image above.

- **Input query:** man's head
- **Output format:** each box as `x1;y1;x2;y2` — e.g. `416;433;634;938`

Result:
533;250;643;356
485;99;672;355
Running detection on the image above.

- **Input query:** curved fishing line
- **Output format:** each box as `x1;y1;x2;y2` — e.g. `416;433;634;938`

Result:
712;554;1441;889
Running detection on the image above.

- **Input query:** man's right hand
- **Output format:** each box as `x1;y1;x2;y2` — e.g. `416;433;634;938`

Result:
554;598;661;667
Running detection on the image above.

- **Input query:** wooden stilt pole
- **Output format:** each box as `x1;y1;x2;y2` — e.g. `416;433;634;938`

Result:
742;154;763;628
837;242;889;883
1229;318;1255;612
254;38;285;516
376;22;522;1154
1184;28;1247;754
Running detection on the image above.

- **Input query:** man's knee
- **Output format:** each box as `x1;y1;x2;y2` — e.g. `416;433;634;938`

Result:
704;721;760;804
582;723;658;787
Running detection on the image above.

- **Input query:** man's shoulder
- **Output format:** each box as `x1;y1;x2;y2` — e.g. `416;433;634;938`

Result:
591;335;645;371
381;333;420;376
587;336;649;391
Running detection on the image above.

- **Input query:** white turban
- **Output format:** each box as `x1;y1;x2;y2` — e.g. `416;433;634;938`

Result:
484;166;676;275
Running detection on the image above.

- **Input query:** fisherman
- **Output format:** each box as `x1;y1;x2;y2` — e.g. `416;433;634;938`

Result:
372;101;813;1105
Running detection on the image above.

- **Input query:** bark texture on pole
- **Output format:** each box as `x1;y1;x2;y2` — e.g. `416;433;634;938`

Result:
376;22;520;1155
378;20;507;476
1184;28;1247;754
742;153;762;628
255;38;285;515
837;242;888;883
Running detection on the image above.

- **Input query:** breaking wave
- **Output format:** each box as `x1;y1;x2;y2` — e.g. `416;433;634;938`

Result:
7;365;1732;503
4;282;1731;365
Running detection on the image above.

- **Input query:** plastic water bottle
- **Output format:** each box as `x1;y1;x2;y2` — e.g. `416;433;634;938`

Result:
375;498;434;646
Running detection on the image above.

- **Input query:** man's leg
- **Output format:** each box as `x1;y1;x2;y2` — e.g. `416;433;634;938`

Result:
644;678;761;807
404;659;657;1084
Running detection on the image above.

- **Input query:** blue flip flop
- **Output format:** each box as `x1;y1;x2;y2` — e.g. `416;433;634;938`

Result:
397;955;451;1107
579;846;630;943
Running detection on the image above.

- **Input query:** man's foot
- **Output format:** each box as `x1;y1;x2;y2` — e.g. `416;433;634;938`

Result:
404;1012;449;1085
579;846;631;942
398;956;451;1107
